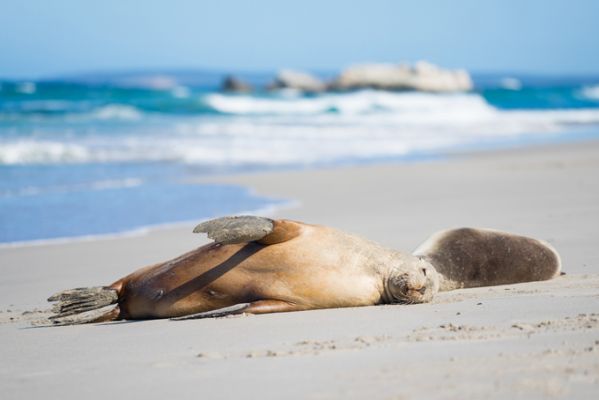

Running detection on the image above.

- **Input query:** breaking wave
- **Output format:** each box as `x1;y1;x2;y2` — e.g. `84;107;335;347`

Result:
203;90;495;116
0;103;144;121
2;90;599;167
89;104;143;120
578;85;599;101
2;111;599;167
0;140;90;164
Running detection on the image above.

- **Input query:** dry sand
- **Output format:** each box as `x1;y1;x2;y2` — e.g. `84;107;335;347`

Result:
1;140;598;399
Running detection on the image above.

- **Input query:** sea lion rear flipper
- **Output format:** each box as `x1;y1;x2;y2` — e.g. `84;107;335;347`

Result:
46;286;120;326
413;228;562;291
193;216;302;245
171;300;302;320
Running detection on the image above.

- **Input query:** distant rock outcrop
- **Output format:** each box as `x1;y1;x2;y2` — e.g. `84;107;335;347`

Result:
220;62;472;93
221;75;253;93
268;69;326;92
331;61;473;92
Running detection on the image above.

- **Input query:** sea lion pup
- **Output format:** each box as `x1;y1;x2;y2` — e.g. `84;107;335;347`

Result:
47;217;561;326
413;227;562;291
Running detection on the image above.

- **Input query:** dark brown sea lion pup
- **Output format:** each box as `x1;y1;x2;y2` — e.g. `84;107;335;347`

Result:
47;216;561;325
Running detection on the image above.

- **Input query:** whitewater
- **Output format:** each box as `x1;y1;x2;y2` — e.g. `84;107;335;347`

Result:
2;90;599;167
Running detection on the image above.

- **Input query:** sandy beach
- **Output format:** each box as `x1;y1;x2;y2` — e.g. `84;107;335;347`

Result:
1;140;598;399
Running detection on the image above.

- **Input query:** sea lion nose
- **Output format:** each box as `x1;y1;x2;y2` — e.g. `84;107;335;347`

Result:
418;286;427;295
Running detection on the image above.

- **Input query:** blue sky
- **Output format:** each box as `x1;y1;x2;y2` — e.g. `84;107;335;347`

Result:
1;0;598;78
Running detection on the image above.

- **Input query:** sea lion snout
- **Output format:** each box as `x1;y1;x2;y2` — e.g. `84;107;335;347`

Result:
386;259;439;304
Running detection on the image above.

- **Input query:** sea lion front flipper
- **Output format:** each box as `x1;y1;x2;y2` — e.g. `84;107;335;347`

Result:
171;300;302;320
193;216;302;245
171;303;251;320
413;228;562;291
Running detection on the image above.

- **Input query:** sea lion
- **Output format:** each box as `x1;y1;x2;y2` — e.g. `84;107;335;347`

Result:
413;227;562;291
47;216;561;325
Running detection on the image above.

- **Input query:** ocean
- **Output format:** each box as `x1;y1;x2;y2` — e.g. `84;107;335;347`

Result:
1;71;599;244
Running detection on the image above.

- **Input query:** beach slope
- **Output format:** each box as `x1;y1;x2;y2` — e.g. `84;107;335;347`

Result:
1;141;598;399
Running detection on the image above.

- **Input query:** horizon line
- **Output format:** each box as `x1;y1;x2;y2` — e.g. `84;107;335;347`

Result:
2;64;599;82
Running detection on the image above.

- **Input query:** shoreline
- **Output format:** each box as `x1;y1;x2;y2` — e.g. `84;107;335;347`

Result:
0;200;298;250
1;139;598;399
3;134;598;249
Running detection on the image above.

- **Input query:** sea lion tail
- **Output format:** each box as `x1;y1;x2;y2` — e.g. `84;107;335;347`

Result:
46;286;119;326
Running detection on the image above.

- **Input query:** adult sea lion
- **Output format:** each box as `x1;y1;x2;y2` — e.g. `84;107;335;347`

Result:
47;216;561;325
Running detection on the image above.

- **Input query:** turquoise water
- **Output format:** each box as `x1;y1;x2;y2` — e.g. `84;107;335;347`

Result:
1;72;599;243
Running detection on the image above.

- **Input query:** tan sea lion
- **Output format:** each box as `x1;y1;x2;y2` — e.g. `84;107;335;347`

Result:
47;216;561;325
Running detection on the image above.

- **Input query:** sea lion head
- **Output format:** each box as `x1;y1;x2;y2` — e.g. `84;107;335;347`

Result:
385;255;439;304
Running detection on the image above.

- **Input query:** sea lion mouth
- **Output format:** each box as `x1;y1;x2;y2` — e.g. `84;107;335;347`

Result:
396;289;429;304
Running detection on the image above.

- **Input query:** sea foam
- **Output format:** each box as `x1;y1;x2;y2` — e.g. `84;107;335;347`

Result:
0;140;90;165
2;91;599;167
203;90;495;116
89;104;143;120
578;85;599;101
0;178;143;198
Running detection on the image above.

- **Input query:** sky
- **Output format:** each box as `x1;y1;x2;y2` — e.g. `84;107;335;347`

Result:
1;0;598;79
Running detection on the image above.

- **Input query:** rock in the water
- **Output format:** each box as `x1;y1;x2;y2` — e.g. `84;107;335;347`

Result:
269;69;326;92
222;75;253;92
332;61;473;92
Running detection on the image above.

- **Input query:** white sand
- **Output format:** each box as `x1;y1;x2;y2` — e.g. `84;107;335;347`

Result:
1;141;598;399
